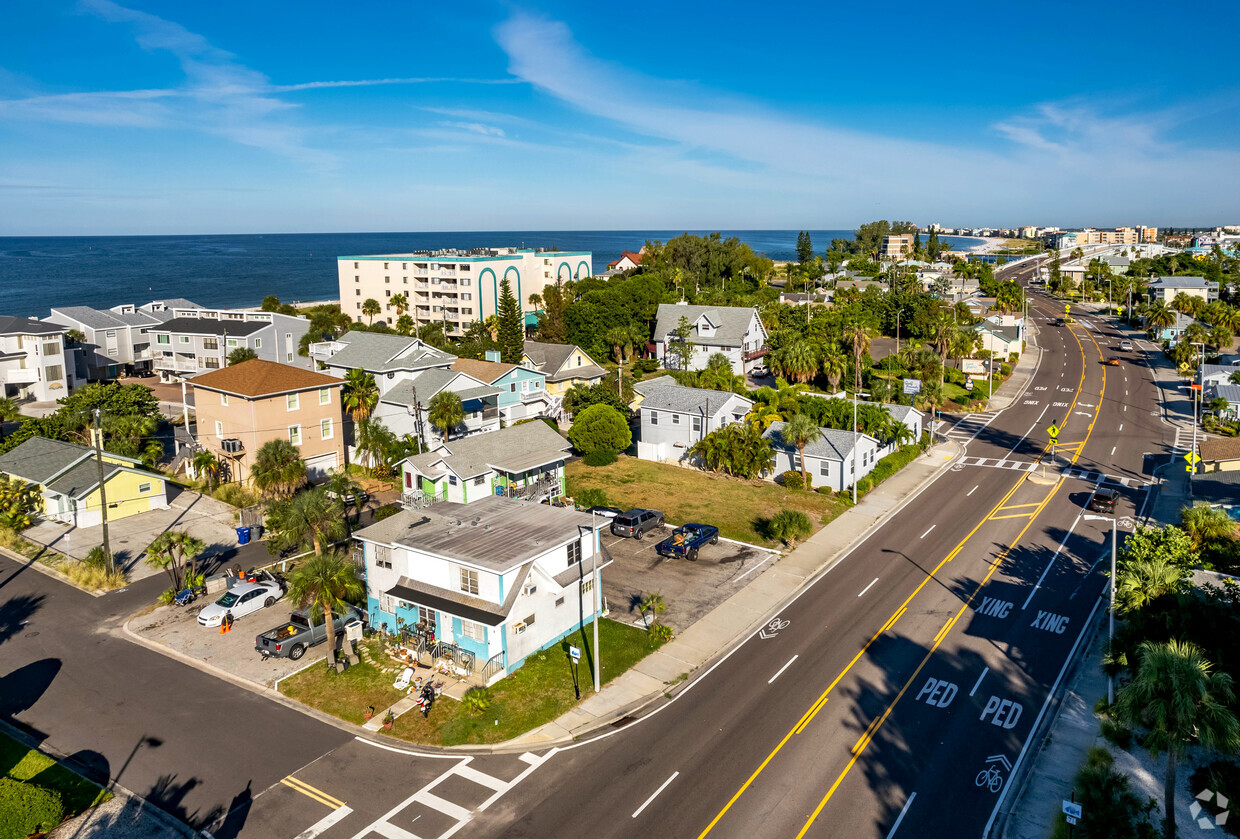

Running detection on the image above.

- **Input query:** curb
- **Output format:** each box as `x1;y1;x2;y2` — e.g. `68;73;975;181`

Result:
0;545;108;598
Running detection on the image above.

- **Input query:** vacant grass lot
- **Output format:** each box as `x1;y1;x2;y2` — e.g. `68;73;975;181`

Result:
567;455;847;545
0;732;111;839
281;620;664;746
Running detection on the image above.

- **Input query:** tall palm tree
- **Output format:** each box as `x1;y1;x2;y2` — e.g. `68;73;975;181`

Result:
1180;503;1237;553
847;325;871;389
931;315;955;385
324;470;366;533
191;449;219;490
145;530;206;592
428;390;465;442
341;369;379;425
1146;302;1177;333
390;293;408;317
360;298;381;325
395;314;415;336
266;487;347;556
286;551;366;668
770;339;819;384
820;343;848;392
1208;324;1233;353
782;413;822;490
1114;640;1240;839
357;417;398;474
250;439;307;499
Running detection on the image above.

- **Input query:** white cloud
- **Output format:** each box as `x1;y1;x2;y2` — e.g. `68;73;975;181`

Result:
440;121;506;137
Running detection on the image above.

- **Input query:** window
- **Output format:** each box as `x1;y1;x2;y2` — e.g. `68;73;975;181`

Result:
203;358;220;369
374;544;392;569
819;461;831;478
522;613;536;628
417;606;437;633
460;278;471;286
461;293;471;301
105;330;116;338
288;425;301;445
354;262;359;269
286;333;292;341
254;338;262;349
692;416;701;434
448;474;458;486
402;263;407;270
473;475;485;486
215;420;223;437
555;596;565;607
510;383;517;393
179;336;190;344
355;289;361;296
203;338;218;350
286;392;299;411
157;334;170;345
567;540;581;566
220;393;228;406
138;482;152;494
672;413;680;425
226;338;238;348
45;364;63;381
319;387;330;405
287;352;293;362
649;411;658;425
41;341;59;356
459;619;485;642
320;418;333;439
581;577;594;596
459;567;479;596
384;263;389;269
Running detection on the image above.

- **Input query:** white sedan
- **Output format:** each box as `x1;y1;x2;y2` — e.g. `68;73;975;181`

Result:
197;581;283;627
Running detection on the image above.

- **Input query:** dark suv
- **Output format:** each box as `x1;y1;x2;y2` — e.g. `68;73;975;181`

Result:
1089;488;1118;513
610;508;665;540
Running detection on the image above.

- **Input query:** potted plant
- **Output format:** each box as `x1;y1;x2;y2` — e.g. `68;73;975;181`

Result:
382;710;394;730
363;705;375;721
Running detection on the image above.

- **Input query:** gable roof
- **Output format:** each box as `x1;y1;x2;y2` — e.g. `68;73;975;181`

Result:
404;421;569;481
0;436;145;497
1212;384;1240;404
48;306;130;331
607;250;643;269
522;342;606;382
324;331;456;374
1201;437;1240;463
451;357;518;384
0;316;65;337
763;421;876;461
189;359;343;397
639;382;752;415
653;304;761;348
149;317;267;337
378;368;476;406
975;322;1021;343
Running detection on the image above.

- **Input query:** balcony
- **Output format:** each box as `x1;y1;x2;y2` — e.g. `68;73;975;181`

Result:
309;340;344;361
133;347;153;360
3;366;39;385
153;356;199;373
742;345;770;362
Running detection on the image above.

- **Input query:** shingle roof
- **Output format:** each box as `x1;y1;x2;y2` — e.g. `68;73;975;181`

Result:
405;421;568;480
653;304;761;348
189;359;342;397
325;331;456;373
48;306;128;330
150;317;267;337
0;316;65;337
0;436;144;497
763;421;876;461
1190;470;1240;505
1149;276;1211;288
632;376;677;396
147;298;203;310
1201;364;1239;383
1200;437;1240;463
639;383;752;415
1212;384;1240;404
451;357;516;384
522;342;605;382
378;368;467;406
355;496;599;574
976;322;1021;343
45;459;123;498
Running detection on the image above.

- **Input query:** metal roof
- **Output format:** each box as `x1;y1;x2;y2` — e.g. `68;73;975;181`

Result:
404;422;569;481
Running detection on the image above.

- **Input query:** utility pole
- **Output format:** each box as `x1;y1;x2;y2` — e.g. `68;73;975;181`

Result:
592;511;600;694
93;408;114;573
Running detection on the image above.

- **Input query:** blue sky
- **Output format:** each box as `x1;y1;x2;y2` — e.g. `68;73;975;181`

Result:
1;0;1237;235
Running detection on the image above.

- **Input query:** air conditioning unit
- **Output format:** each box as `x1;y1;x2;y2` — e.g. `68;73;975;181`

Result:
221;438;242;454
512;621;526;635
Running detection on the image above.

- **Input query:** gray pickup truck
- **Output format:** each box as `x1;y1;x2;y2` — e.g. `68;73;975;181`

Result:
255;606;364;660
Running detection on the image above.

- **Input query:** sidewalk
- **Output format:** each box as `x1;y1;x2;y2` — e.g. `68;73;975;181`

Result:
507;438;963;746
988;333;1042;412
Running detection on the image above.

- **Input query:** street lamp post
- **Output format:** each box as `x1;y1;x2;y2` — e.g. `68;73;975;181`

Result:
1084;514;1118;705
852;389;870;504
1190;342;1205;497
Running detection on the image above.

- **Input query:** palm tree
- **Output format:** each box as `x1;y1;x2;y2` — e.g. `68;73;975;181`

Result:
1114;640;1240;839
1114;558;1189;615
1183;322;1210;347
1180;503;1237;553
250;439;307;499
820;343;848;392
286;551;366;669
390;293;408;317
0;397;20;440
746;402;784;430
395;314;415;336
360;298;381;325
1209;324;1233;353
266;487;347;556
145;530;206;592
428;391;465;442
846;325;871;389
1170;292;1203;316
782;413;822;490
227;347;258;366
191;449;219;490
1146;302;1176;334
324;470;366;533
638;592;667;629
341;369;379;425
357;417;398;474
770;339;819;384
931;315;955;385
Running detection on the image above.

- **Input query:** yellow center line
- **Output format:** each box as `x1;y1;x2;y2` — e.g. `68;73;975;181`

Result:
281;776;345;809
988;512;1035;520
996;503;1041;510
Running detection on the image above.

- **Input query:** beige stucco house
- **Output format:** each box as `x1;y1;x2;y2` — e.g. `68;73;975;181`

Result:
190;359;346;483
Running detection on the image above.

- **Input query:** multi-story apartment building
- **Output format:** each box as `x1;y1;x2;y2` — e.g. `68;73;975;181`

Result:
1071;227;1142;246
0;316;75;401
147;307;311;381
45;304;166;380
336;247;593;336
190;359;346;482
880;234;914;258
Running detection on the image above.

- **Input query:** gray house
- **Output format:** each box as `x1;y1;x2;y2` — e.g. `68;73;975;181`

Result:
46;304;165;380
652;303;768;375
636;382;753;464
147;308;311;380
762;421;880;492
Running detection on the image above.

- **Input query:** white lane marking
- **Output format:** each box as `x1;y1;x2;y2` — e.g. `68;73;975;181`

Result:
633;772;680;818
1111;447;1116;456
969;667;990;697
858;578;879;597
967;485;978;497
1022;491;1096;610
886;792;917;839
1123;405;1127;411
921;525;936;539
768;655;799;684
1118;424;1123;431
293;806;354;839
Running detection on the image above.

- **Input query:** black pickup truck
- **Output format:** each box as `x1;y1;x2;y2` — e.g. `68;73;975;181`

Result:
255;605;364;660
656;523;720;560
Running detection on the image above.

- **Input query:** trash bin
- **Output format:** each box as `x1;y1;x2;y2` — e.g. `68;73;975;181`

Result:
250;524;263;540
236;526;251;546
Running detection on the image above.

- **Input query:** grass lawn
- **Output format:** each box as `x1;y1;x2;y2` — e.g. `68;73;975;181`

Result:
567;455;847;545
280;620;664;746
0;732;111;839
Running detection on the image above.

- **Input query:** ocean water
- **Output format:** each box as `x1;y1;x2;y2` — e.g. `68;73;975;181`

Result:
0;229;984;317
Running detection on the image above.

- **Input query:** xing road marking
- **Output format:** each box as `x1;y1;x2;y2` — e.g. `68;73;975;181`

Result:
292;806;355;839
969;667;990;697
768;655;799;684
281;776;345;809
633;772;680;818
858;578;879;597
920;525;935;539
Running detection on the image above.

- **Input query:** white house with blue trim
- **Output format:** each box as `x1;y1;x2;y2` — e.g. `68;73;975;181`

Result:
353;496;609;683
336;247;593;338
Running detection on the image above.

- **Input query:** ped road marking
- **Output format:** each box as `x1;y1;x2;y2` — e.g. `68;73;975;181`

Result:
633;772;680;819
281;776;345;810
769;655;798;685
967;485;978;496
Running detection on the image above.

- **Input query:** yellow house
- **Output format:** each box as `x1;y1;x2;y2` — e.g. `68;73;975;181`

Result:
521;341;607;397
0;436;168;528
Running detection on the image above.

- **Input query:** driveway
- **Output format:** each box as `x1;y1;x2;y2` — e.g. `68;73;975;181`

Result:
600;525;778;631
22;486;243;581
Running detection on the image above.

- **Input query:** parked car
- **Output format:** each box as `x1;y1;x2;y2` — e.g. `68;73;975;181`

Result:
326;489;370;507
197;576;285;627
255;605;365;660
1119;340;1134;351
583;505;624;519
610;508;665;540
656;523;720;560
1089;488;1118;513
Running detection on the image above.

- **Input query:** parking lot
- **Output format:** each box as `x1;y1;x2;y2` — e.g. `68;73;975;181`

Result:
599;522;778;632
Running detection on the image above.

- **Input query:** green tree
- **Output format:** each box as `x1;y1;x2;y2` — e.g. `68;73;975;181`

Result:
324;470;367;534
266;487;346;556
665;316;697;371
770;338;819;384
428;391;465;442
145;530;206;593
795;231;814;265
0;397;22;439
341;369;379;425
535;279;571;344
286;551;365;669
1121;523;1196;568
1180;503;1237;553
395;314;415;336
567;404;631;455
781;413;822;490
691;423;775;479
227;347;258;366
563;383;632;420
361;298;382;325
496;278;525;363
1145;302;1177;333
390;293;408;317
261;295;282;312
357;417;398;475
0;474;42;530
638;591;667;629
1115;557;1189;615
820;344;848;392
767;508;812;547
191;449;219;490
250;438;306;499
847;325;871;388
1114;640;1240;839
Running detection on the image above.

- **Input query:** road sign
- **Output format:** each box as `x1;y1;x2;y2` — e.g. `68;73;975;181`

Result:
1047;424;1060;440
1184;451;1201;465
1064;303;1071;313
569;645;581;662
1180;362;1191;372
903;378;921;395
961;358;986;375
1187;465;1197;474
965;379;974;390
1062;801;1082;820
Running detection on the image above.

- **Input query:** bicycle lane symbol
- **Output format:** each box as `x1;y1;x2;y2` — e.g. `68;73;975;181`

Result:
975;754;1013;794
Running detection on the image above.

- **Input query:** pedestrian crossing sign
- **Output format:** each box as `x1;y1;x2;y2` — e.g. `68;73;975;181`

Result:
1047;424;1060;440
1187;465;1197;474
1064;303;1070;313
1184;451;1201;465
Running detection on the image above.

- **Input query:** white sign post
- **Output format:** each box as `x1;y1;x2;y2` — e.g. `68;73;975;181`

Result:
1062;800;1082;826
569;645;581;663
902;378;921;396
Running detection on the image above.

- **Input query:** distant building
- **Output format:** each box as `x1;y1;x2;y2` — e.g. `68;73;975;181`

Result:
652;303;768;375
1200;438;1240;472
450;352;561;424
46;304;165;380
336;248;592;338
0;316;75;401
147;307;311;381
974;322;1023;358
1146;276;1218;306
606;251;643;272
1140;227;1159;243
520;342;607;397
881;235;914;258
762;421;880;492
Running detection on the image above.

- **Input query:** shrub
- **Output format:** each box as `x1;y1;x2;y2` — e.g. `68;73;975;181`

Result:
83;546;108;569
461;687;492;716
815;486;833;495
0;776;65;839
567;404;632;455
583;449;618;467
780;470;805;491
1070;747;1158;838
633;359;660;376
63;562;127;592
371;503;400;522
1000;363;1012;377
213;484;258;508
1100;718;1132;750
649;624;674;643
945;367;967;386
575;488;610;509
766;509;812;546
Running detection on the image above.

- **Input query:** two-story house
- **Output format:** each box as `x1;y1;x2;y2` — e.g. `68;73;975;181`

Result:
635;381;753;464
189;359;346;483
652;303;768;375
45;304;165;380
520;341;607;397
0;316;75;402
148;307;312;381
1146;276;1219;306
400;421;569;507
311;331;501;447
353;496;610;682
451;352;561;423
762;421;881;492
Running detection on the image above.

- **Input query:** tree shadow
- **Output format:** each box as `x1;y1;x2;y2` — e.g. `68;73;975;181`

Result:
0;593;44;647
0;658;62;718
143;772;226;829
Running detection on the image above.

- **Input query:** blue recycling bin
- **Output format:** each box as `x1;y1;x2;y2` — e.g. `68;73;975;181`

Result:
236;526;251;546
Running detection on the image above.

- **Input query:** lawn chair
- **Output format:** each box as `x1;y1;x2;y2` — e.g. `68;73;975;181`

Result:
392;666;414;692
